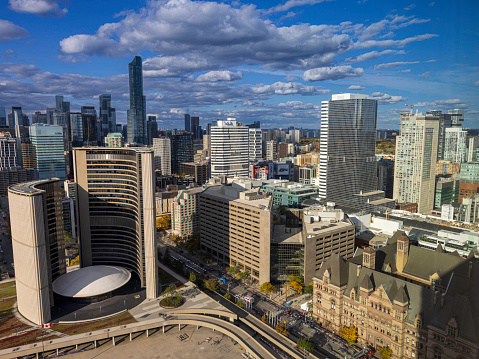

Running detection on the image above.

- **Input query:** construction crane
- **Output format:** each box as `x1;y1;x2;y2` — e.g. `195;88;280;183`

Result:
405;104;414;114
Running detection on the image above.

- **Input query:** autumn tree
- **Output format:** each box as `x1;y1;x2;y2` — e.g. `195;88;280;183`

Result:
261;315;267;324
339;326;358;345
275;321;289;338
378;347;392;359
259;282;275;297
156;215;171;231
205;278;220;292
237;298;244;309
224;292;233;302
287;275;304;295
189;272;196;284
170;234;184;246
227;266;240;276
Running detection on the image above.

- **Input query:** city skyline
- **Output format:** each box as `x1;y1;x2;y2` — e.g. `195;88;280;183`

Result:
0;0;478;129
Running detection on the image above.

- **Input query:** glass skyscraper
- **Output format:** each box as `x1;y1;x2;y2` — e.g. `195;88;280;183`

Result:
99;94;116;144
29;124;66;180
127;56;146;144
318;93;378;201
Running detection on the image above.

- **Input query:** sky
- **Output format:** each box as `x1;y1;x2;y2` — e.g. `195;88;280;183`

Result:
0;0;478;130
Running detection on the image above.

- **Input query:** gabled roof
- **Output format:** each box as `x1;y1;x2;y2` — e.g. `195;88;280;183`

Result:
394;285;409;304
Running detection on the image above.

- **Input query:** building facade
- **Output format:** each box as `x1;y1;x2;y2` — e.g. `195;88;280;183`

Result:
152;137;171;175
393;112;439;214
319;94;378;201
178;161;210;185
8;179;66;325
171;187;205;239
210;119;249;178
261;180;319;208
171;134;193;174
99;94;116;144
73;147;157;298
105;132;124;147
248;128;262;162
443;127;467;163
29;124;66;180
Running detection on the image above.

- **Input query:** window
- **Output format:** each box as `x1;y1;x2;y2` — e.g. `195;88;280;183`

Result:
331;300;336;309
447;326;456;337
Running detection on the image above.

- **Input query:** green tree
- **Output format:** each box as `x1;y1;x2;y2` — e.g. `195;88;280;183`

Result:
63;231;73;248
227;266;240;276
378;347;392;359
224;292;233;302
297;338;314;352
238;270;250;283
189;272;197;283
259;282;275;297
304;282;313;295
237;298;244;309
205;278;220;292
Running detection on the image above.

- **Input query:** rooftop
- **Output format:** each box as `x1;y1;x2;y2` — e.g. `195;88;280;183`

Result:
8;178;60;195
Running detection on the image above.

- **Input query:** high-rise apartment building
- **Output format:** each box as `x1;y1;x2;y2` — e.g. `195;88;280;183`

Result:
319;93;378;201
146;115;158;146
377;158;394;199
444;127;467;163
73;147;157;298
127;56;146;144
184;114;191;133
248;128;262;162
210;119;249;178
8;178;66;325
29;124;65;180
190;116;200;139
152;137;171;175
265;140;277;161
393;112;439;214
468;136;479;162
99;94;116;144
427;110;452;161
171;134;193;174
171;187;205;239
449;109;464;128
105;132;124;147
81;106;98;146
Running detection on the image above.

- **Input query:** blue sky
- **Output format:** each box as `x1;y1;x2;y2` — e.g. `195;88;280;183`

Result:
0;0;478;129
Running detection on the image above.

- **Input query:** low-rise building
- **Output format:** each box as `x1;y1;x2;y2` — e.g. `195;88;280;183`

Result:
261;180;318;208
104;132;124;147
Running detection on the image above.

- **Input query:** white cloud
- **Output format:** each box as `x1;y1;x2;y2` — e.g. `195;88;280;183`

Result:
374;61;420;70
9;0;68;17
143;56;211;78
251;81;328;95
401;69;412;73
404;4;416;10
419;71;430;78
348;85;366;90
369;92;407;104
267;0;330;13
196;71;243;82
346;50;395;63
0;20;29;42
302;65;364;81
475;80;479;86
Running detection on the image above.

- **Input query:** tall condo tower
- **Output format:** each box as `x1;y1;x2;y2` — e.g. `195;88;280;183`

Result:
318;94;378;201
99;94;116;144
73;147;158;298
210;118;249;178
393;112;439;214
127;56;146;144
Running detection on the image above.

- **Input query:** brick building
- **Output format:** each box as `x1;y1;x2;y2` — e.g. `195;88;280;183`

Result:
312;231;479;359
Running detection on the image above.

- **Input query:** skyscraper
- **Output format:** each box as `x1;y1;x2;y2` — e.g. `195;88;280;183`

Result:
8;107;29;127
127;56;146;144
184;114;191;133
210;119;249;178
449;109;464;128
0;107;6;127
444;127;467;163
153;137;171;175
468;136;479;162
427;110;452;161
73;147;157;298
191;116;199;139
81;106;98;146
318;93;378;201
99;94;116;144
393;112;439;214
171;133;193;174
29;124;66;180
69;112;83;146
146;115;158;145
248;128;262;162
8;178;66;325
32;111;47;125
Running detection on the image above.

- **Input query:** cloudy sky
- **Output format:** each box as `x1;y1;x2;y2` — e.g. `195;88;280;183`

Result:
1;0;478;129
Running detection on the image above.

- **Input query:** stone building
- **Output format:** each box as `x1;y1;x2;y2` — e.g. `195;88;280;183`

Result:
312;231;479;359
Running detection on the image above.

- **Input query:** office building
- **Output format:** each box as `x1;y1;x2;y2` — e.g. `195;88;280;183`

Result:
458;163;479;203
444;127;467;163
393;112;439;214
0;107;5;127
178;161;210;185
271;206;355;284
32;111;47;125
435;177;459;208
69;113;83;146
298;165;319;185
200;183;273;283
460;162;479;180
184;114;191;133
29;124;65;180
319;93;378;201
171;134;193;174
248;128;262;162
468;136;479;162
8;178;66;325
73;147;157;298
313;232;479;359
261;180;319;208
210;119;249;178
191;116;199;139
99;94;116;144
171;186;205;239
377;158;394;199
146;115;158;146
264;140;277;161
127;56;147;144
105;132;124;147
8;106;29;128
152;137;171;175
81;106;98;146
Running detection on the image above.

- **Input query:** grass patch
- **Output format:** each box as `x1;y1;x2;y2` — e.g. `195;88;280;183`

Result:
0;286;16;299
52;311;137;336
0;297;16;315
0;329;57;350
0;282;15;290
0;316;30;339
158;269;179;285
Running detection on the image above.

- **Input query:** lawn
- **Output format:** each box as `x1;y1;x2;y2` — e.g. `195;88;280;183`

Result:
52;311;137;336
0;286;16;299
0;329;58;350
0;281;15;290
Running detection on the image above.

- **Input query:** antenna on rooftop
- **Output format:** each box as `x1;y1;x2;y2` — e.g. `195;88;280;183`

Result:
405;104;414;114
